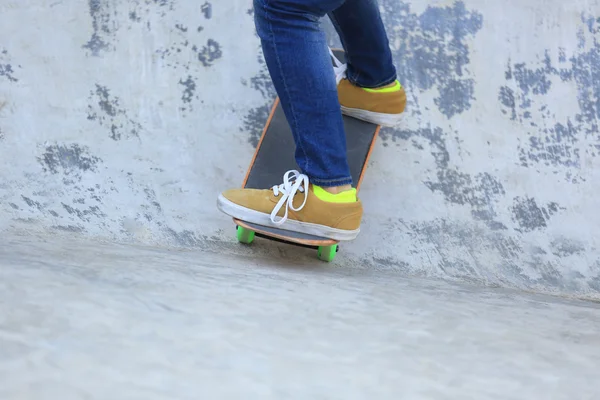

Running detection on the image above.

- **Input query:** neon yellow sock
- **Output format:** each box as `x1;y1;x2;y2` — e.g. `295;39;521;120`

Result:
363;80;402;93
312;185;357;203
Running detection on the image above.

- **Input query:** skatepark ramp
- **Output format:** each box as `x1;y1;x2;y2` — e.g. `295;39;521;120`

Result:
1;1;599;300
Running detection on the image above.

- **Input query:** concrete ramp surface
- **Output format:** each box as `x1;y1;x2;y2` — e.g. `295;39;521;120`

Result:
1;1;600;398
1;1;600;298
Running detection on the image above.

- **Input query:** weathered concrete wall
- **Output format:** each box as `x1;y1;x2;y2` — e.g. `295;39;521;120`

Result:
1;1;599;299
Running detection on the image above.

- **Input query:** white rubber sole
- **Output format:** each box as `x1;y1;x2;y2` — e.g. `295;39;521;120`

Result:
341;106;404;128
217;194;360;241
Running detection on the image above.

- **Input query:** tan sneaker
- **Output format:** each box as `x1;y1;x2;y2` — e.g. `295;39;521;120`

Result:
331;49;406;127
217;170;363;241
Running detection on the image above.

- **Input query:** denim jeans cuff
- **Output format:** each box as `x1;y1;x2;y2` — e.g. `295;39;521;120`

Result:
309;175;353;187
348;72;397;89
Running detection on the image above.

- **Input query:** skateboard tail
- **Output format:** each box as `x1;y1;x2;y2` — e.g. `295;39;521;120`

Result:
241;98;280;189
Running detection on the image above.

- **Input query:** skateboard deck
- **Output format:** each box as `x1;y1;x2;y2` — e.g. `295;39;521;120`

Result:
233;48;381;262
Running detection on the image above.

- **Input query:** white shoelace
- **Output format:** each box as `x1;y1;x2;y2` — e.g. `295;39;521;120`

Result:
270;170;310;225
329;47;348;85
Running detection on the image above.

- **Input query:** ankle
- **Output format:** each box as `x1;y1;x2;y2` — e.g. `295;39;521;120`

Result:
378;81;397;89
312;184;357;204
362;80;401;93
322;184;352;195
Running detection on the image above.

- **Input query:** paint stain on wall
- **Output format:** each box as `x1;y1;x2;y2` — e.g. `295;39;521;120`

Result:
21;196;45;213
83;0;115;55
179;75;198;109
116;172;219;247
382;216;593;294
61;202;106;222
0;63;17;82
201;2;212;19
0;49;19;82
129;10;142;22
426;169;507;230
550;237;585;257
241;51;276;146
83;0;176;56
152;0;175;8
196;39;222;67
38;144;102;176
499;14;600;181
87;84;142;140
16;143;109;224
380;125;507;230
155;18;223;112
241;106;271;148
379;0;484;119
511;197;562;232
175;23;188;33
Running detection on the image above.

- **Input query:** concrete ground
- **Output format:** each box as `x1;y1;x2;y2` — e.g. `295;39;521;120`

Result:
1;231;599;400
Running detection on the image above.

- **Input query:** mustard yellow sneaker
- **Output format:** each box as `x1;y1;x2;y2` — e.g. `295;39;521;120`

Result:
217;170;363;241
331;48;406;127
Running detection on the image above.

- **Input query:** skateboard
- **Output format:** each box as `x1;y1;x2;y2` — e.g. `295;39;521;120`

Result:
232;48;381;262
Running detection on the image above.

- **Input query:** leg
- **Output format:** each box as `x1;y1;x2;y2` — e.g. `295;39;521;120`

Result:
217;0;365;240
254;0;352;188
328;0;397;88
328;0;407;126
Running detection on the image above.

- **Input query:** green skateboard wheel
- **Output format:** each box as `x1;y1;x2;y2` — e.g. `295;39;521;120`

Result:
317;244;338;262
236;225;255;244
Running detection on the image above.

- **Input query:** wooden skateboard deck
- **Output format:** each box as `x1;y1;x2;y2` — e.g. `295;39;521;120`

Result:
233;49;381;262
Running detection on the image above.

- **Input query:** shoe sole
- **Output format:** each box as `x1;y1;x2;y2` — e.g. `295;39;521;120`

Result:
217;194;360;241
341;106;404;128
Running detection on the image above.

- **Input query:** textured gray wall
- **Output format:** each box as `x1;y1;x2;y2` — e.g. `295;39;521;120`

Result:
1;1;599;299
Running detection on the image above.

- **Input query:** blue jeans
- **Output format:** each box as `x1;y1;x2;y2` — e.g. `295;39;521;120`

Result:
254;0;396;187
